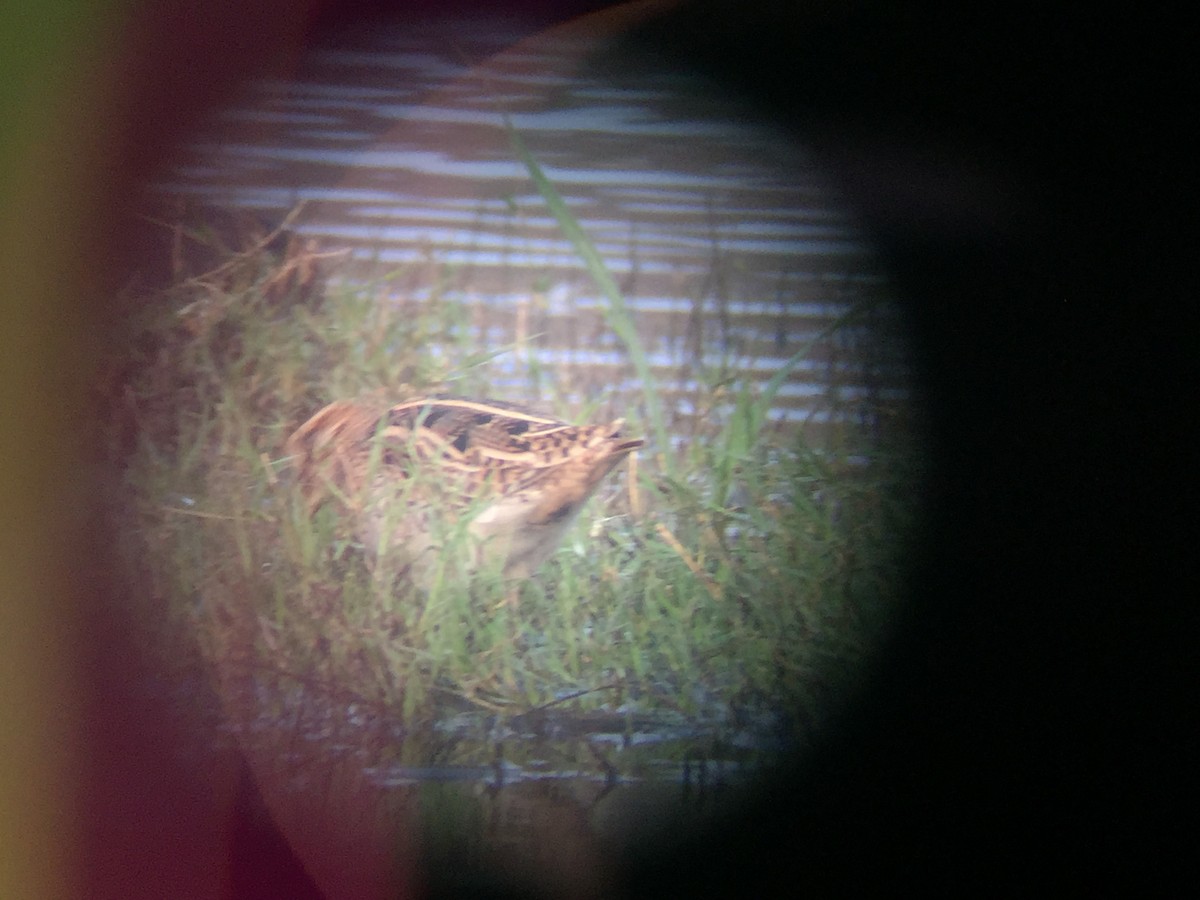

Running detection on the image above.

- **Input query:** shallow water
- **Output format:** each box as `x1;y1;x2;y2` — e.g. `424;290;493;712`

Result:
155;15;910;435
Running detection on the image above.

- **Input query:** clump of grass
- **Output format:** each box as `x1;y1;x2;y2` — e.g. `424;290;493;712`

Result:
508;127;917;727
108;195;917;751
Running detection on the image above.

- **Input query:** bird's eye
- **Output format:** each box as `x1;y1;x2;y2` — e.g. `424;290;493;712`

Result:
545;501;575;522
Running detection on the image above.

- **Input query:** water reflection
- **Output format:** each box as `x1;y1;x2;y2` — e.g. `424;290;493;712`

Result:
158;15;907;431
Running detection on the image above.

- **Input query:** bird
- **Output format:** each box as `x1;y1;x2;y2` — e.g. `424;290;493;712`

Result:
285;396;644;590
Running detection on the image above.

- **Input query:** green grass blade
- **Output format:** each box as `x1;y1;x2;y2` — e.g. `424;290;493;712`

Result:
506;119;672;472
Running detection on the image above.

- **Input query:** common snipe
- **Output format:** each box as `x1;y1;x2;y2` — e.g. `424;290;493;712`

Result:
286;396;644;589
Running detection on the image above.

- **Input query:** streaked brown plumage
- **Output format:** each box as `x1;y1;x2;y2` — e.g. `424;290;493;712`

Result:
286;396;643;588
